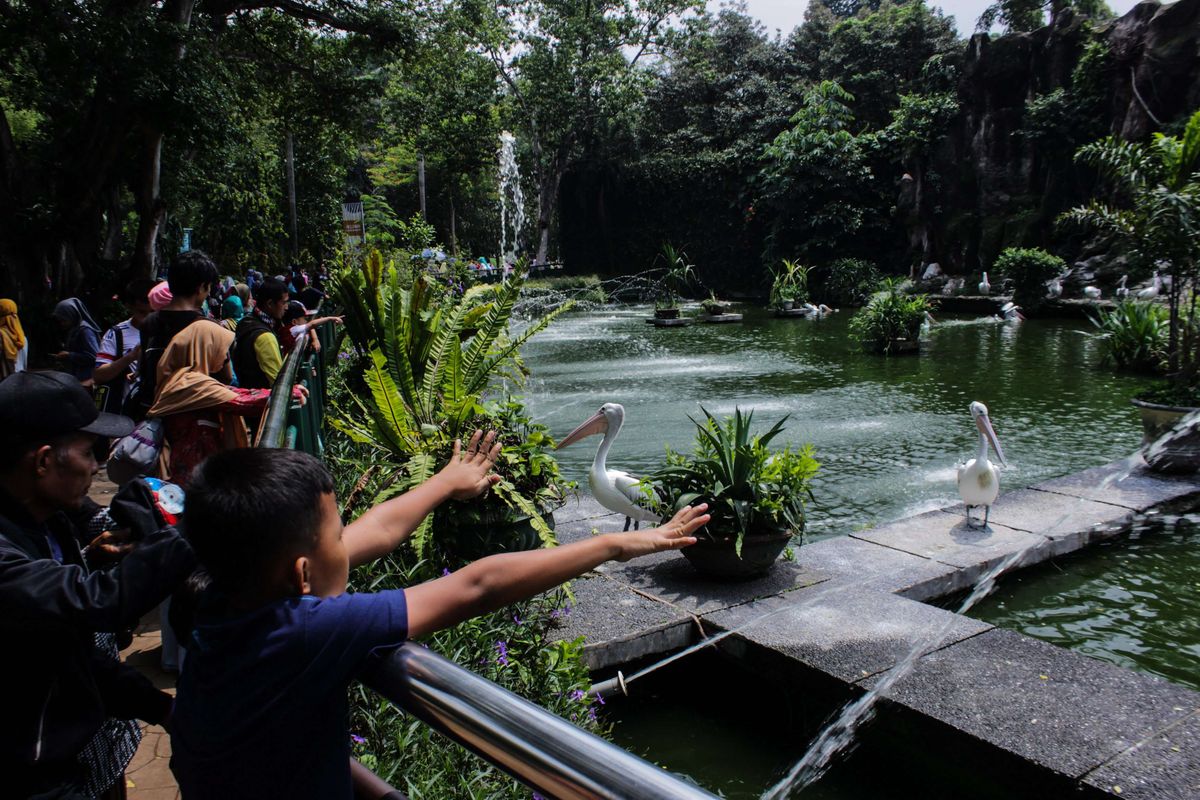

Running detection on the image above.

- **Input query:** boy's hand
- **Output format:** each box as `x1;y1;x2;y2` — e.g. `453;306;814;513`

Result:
437;430;503;501
613;504;710;562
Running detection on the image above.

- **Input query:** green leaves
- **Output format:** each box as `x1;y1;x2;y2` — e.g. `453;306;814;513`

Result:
848;280;933;354
649;407;818;558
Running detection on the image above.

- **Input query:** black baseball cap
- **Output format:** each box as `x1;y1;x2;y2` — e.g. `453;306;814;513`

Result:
0;371;135;445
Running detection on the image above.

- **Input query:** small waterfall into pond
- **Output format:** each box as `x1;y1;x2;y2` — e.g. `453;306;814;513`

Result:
497;132;525;263
762;445;1169;798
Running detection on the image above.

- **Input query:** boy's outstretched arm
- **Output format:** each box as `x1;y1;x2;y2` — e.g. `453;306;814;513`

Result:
404;504;710;638
343;430;502;566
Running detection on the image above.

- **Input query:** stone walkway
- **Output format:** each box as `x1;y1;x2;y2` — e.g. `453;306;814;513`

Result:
89;472;179;800
553;456;1200;799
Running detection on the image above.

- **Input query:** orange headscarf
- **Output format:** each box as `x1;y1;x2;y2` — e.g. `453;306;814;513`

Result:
150;322;236;416
0;299;25;363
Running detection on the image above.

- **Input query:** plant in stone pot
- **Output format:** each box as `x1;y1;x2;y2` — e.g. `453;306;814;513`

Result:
768;259;810;311
993;247;1066;314
1061;109;1200;469
649;407;818;579
702;291;730;317
848;278;933;355
653;242;694;319
433;397;574;562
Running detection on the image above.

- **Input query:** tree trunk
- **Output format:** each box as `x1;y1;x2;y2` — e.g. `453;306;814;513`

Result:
286;131;298;258
102;185;124;263
448;192;457;256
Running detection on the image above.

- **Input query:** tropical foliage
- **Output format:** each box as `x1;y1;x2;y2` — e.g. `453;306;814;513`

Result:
653;243;695;310
768;259;811;308
1090;301;1169;374
848;280;933;354
330;254;574;557
1062;109;1200;389
649;408;819;557
993;247;1066;312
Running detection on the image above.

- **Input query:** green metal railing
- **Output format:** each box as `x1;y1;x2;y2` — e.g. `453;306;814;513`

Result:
257;319;336;453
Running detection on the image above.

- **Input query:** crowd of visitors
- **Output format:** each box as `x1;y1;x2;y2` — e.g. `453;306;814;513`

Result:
0;251;709;800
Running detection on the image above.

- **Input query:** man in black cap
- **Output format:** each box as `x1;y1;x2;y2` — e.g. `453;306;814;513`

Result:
0;371;195;799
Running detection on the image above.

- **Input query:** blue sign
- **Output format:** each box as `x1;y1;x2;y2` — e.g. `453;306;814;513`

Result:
181;228;193;253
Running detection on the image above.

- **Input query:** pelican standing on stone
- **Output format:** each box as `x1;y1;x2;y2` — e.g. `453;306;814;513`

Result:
978;272;991;295
557;402;660;531
957;401;1007;528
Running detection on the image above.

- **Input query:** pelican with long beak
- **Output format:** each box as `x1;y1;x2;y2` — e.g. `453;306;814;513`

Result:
556;403;661;531
957;401;1007;528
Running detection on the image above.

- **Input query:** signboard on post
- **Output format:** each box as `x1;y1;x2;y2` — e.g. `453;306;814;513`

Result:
342;202;365;249
181;228;193;253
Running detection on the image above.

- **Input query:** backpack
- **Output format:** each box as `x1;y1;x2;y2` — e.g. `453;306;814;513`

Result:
106;418;165;486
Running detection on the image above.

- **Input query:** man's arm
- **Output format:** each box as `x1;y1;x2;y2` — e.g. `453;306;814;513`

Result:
0;528;195;633
90;647;174;725
93;343;140;384
344;431;501;566
404;504;709;639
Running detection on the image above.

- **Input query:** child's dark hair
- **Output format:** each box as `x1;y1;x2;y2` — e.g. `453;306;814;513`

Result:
168;250;220;297
254;278;289;306
185;449;335;588
123;278;157;305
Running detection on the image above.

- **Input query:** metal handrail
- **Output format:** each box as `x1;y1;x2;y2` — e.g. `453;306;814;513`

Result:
257;330;311;449
365;643;719;800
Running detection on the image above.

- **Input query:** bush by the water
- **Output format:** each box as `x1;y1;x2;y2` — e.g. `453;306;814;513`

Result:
819;258;881;307
524;274;608;306
1091;300;1169;373
993;247;1065;311
848;280;932;355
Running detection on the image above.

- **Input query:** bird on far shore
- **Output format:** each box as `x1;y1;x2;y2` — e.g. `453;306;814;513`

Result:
1046;275;1064;299
1138;272;1161;301
1116;275;1129;299
978;272;991;295
1083;285;1102;300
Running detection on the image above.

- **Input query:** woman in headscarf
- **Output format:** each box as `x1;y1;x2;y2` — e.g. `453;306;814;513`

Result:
148;281;173;311
220;295;244;333
148;323;305;488
0;299;26;379
51;298;102;382
233;282;251;310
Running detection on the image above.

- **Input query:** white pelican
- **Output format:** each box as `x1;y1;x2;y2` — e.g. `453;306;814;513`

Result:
999;302;1024;322
1046;276;1063;299
1137;271;1161;301
1116;275;1129;299
957;401;1007;528
978;272;991;295
1083;285;1102;300
556;403;660;531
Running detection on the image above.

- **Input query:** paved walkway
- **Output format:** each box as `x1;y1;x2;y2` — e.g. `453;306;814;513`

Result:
89;472;180;799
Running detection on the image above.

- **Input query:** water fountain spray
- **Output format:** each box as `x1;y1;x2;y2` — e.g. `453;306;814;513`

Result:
498;132;525;263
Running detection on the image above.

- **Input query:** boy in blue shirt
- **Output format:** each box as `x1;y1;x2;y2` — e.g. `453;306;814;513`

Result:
170;433;708;799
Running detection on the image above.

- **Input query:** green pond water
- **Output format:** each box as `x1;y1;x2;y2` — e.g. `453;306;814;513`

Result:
968;516;1200;691
516;303;1198;795
522;303;1151;539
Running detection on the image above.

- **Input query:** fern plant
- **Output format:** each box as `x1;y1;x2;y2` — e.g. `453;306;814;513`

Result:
1061;109;1200;388
331;258;574;558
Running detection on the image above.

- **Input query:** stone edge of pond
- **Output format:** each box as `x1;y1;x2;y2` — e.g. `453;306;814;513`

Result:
551;456;1200;799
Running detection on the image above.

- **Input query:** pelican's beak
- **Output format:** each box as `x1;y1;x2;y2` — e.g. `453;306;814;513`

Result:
556;411;608;449
976;413;1007;465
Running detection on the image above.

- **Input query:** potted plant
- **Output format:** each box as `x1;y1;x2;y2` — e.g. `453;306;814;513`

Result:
433;398;573;561
649;408;819;579
768;259;810;312
702;291;730;317
1062;110;1200;468
653;242;694;320
848;278;933;355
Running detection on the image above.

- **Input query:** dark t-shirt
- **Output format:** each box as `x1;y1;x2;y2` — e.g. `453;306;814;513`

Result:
135;310;207;410
170;590;409;800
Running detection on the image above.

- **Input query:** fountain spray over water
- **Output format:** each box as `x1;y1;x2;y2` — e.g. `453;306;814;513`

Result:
497;132;525;263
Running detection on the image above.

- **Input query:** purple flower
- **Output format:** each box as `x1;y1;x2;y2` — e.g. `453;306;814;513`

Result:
587;707;598;723
594;692;605;706
350;734;366;745
533;794;547;800
495;640;510;666
441;567;451;577
512;612;523;626
569;689;586;702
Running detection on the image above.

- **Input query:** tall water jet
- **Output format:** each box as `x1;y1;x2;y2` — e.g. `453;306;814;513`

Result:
498;131;525;264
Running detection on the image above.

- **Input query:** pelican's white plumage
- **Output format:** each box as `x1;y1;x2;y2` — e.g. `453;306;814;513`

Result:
957;401;1006;527
978;272;991;295
557;403;660;529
